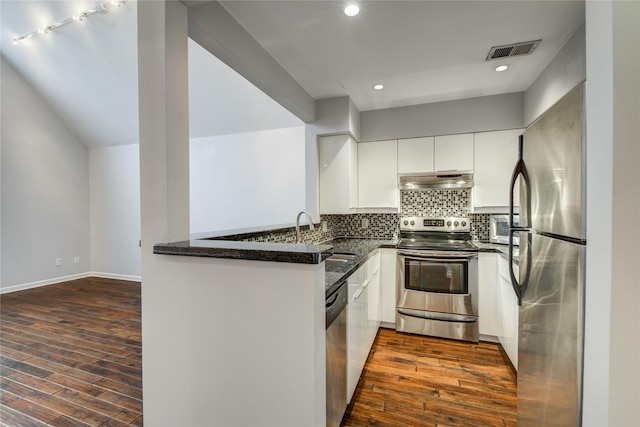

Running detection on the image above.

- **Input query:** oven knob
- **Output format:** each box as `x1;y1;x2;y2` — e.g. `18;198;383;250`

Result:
462;221;467;227
410;220;415;226
454;221;459;227
447;221;452;226
403;220;408;226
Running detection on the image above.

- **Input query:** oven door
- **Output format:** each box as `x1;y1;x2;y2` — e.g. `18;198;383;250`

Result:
397;250;478;318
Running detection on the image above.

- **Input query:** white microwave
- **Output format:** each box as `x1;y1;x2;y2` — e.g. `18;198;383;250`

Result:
489;214;519;245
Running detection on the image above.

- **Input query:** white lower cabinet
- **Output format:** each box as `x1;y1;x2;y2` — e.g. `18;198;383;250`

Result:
378;248;397;325
497;255;519;370
346;253;381;402
478;253;500;337
367;250;382;340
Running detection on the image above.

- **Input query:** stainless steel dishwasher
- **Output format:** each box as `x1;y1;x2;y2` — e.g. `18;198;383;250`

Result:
326;281;348;427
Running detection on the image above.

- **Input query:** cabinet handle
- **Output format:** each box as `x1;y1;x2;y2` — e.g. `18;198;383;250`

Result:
362;279;370;289
353;288;363;300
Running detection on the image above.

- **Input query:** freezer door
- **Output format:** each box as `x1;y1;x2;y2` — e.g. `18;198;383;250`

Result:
522;84;585;240
518;233;585;426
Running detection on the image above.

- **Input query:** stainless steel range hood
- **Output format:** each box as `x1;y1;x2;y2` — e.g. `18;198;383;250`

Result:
398;171;474;190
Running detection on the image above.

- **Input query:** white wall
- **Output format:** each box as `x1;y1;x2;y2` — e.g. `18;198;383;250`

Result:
189;126;306;235
584;1;640;425
608;3;640;423
524;23;586;126
608;1;640;421
89;145;141;279
1;58;91;291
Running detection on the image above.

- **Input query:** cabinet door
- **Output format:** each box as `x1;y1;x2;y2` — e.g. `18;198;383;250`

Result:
366;250;381;346
318;135;357;214
434;133;474;171
378;248;397;324
473;129;524;209
347;264;366;402
398;137;435;174
497;256;519;370
357;140;398;208
478;253;500;337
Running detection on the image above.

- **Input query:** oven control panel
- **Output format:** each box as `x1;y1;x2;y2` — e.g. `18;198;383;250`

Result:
399;216;471;232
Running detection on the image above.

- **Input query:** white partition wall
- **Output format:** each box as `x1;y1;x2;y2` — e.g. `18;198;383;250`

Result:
189;126;305;234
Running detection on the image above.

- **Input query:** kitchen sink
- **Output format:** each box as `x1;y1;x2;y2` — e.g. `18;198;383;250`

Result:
325;253;358;267
330;253;358;261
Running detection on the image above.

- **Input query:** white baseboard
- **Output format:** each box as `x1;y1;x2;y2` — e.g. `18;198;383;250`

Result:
1;271;141;294
89;272;141;283
1;272;92;294
480;334;500;343
379;321;396;329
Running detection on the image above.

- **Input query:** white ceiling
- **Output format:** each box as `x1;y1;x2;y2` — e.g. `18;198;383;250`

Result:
1;1;140;147
1;0;302;147
219;0;585;111
1;0;585;148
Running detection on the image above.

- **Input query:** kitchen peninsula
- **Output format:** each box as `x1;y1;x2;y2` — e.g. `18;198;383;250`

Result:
153;235;395;426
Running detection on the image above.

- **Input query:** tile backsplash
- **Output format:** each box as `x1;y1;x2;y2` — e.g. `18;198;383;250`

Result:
400;190;470;217
218;188;494;244
320;189;491;243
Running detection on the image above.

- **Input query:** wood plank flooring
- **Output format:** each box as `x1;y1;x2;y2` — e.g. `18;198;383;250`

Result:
0;277;142;427
2;277;516;426
341;328;517;427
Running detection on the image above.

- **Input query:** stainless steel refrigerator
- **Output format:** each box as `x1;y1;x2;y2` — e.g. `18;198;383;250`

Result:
509;83;586;426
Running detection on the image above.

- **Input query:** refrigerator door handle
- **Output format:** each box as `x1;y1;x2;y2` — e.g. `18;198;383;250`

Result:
509;230;532;306
509;134;531;228
509;134;532;305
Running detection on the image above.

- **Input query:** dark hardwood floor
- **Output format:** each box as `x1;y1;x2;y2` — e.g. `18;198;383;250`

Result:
341;328;517;427
1;277;516;426
0;277;142;427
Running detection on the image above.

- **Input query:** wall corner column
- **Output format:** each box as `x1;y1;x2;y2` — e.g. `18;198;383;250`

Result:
137;0;190;423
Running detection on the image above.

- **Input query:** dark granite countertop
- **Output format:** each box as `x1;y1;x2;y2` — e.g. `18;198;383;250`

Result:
154;239;334;264
474;242;519;263
324;238;398;298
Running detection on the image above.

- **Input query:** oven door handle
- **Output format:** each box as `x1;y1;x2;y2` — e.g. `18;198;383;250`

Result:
398;252;477;262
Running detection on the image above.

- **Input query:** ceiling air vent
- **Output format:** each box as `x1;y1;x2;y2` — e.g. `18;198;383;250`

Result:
486;40;541;61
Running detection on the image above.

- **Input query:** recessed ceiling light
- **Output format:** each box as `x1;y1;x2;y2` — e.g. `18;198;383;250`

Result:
373;84;384;90
343;4;360;17
494;64;510;72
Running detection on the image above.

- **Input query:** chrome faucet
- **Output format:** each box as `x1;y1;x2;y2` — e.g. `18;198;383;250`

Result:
296;210;315;244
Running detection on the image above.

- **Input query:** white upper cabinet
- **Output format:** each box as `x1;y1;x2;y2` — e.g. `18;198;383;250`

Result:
318;135;358;214
434;133;474;171
397;137;435;174
473;129;524;209
357;140;398;209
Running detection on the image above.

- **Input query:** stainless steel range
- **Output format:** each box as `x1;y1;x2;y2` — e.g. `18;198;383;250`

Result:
396;217;479;342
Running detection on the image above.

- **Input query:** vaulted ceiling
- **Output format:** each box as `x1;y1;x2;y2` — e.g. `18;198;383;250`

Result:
1;0;585;147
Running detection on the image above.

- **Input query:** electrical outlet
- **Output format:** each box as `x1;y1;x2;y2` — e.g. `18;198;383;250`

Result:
322;221;327;232
362;218;369;229
74;256;80;264
55;258;62;266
